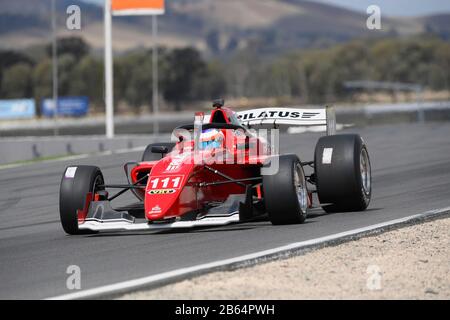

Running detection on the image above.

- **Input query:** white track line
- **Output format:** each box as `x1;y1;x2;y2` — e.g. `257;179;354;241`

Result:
0;146;146;171
46;206;450;300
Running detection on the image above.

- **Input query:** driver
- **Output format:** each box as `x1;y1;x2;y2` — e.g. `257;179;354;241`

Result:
200;128;224;150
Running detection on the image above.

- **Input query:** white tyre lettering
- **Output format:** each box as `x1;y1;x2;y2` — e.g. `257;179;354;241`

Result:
65;167;77;178
322;148;333;164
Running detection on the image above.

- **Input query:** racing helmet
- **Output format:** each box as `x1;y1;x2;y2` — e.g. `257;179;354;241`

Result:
200;129;224;150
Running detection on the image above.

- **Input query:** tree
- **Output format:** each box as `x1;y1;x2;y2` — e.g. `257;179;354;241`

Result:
70;56;104;104
433;42;450;94
0;50;33;70
225;47;261;98
161;48;207;111
57;53;77;96
32;59;52;116
0;50;34;96
114;50;154;112
191;60;227;101
0;63;33;99
47;36;89;61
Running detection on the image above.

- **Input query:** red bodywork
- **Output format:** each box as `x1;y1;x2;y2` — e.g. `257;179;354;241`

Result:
130;107;267;221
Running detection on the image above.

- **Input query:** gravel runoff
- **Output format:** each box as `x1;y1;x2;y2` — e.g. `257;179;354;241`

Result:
121;217;450;300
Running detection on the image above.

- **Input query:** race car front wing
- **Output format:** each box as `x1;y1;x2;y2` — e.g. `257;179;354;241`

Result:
78;212;240;232
78;186;260;232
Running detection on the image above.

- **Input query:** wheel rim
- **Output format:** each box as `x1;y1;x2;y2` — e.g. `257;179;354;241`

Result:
360;148;371;195
294;164;308;214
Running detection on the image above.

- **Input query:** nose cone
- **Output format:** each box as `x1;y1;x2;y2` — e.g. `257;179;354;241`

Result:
145;153;196;220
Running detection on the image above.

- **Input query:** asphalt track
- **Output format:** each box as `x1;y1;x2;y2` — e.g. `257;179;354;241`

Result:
1;122;450;299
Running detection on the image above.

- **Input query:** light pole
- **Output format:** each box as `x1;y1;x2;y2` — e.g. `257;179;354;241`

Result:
152;15;159;136
51;0;58;136
107;0;164;138
105;0;114;138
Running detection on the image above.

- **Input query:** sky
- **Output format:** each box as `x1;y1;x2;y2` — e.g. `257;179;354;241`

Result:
83;0;450;17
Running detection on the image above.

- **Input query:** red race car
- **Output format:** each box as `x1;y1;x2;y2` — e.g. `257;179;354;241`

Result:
59;100;372;234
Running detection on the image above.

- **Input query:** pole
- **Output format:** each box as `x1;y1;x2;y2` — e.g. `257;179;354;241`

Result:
51;0;58;136
152;15;159;136
105;0;114;138
416;87;425;124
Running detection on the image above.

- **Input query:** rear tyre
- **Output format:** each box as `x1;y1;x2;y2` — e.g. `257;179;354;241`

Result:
263;154;308;225
141;142;175;161
59;166;104;235
314;134;371;213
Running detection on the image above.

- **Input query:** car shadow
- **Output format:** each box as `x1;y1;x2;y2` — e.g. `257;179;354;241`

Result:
83;218;319;238
84;225;257;238
159;226;256;234
81;206;378;238
307;207;383;219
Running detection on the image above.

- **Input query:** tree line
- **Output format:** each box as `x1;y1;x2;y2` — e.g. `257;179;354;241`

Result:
228;35;450;103
0;35;448;115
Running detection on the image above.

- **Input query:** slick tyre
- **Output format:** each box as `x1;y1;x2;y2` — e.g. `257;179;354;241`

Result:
314;134;371;213
59;166;104;235
263;154;308;225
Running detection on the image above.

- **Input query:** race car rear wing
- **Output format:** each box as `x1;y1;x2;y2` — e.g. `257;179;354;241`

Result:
237;106;336;135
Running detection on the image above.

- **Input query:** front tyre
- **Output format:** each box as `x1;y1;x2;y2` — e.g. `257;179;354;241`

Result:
314;134;371;213
59;165;104;235
263;154;308;225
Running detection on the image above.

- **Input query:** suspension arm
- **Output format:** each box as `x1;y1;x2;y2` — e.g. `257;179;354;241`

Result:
106;173;149;201
198;177;262;187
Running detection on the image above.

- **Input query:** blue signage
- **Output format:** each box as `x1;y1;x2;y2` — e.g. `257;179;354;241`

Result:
0;99;36;119
41;96;89;117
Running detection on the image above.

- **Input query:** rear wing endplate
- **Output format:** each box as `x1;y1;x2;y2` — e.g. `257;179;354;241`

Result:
237;106;336;135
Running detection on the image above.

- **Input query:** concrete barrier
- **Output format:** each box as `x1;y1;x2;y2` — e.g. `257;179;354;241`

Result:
1;102;449;137
1;101;449;165
0;112;193;137
0;135;170;165
337;101;450;126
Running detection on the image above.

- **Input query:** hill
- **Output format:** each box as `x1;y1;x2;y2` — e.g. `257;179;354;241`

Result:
0;0;448;55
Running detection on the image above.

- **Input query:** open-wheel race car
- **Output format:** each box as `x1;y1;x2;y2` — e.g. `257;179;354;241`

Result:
59;99;372;234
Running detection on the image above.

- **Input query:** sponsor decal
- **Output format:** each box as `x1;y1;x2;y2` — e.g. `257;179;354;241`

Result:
237;110;320;121
148;175;184;190
322;148;333;164
149;189;176;195
65;167;77;178
302;112;321;119
166;163;181;172
165;154;188;172
150;205;162;213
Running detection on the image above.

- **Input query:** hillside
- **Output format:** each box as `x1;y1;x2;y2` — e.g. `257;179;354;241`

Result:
0;0;448;55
